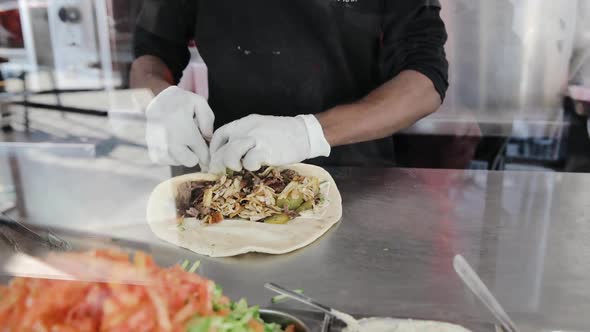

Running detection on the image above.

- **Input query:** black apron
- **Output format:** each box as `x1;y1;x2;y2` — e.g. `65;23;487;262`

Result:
136;0;448;170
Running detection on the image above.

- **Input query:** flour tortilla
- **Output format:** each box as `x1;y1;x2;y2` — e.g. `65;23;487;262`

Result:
345;318;472;332
146;164;342;257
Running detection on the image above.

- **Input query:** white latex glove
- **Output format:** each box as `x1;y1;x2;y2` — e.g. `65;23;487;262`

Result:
145;86;215;168
209;114;331;173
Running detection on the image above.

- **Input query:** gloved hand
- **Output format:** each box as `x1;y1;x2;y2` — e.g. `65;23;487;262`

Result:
209;114;331;173
145;86;215;169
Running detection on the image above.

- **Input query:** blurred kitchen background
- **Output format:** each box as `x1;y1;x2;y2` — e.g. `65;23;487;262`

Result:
0;0;587;172
0;0;589;224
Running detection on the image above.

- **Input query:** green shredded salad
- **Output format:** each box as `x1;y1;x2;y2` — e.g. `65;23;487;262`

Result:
186;295;285;332
180;264;291;332
180;259;201;273
188;260;201;273
181;259;190;270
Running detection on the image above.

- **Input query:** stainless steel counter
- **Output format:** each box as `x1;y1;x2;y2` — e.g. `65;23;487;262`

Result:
2;119;590;331
181;168;590;332
5;163;588;331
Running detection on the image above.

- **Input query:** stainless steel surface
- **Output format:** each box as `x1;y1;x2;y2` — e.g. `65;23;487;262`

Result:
265;283;336;317
440;0;578;119
2;158;590;331
408;0;590;138
44;171;590;327
403;110;569;138
572;1;590;86
168;168;589;332
454;255;520;332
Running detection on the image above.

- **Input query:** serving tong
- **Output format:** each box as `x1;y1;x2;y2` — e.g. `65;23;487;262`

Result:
268;277;510;332
0;212;71;252
454;255;520;332
265;283;361;331
265;283;342;316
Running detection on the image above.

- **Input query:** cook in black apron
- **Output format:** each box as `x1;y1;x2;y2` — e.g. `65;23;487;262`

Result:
131;0;449;175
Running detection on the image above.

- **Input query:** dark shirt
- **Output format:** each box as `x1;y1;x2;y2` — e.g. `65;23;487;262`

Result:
134;0;449;167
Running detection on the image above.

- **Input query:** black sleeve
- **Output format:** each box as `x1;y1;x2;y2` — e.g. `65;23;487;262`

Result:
380;1;449;101
133;26;190;83
133;0;197;83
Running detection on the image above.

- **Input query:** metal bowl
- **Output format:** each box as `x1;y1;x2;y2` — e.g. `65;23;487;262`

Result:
259;309;310;332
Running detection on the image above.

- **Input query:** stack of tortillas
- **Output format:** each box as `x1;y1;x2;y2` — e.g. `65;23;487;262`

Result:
146;164;342;257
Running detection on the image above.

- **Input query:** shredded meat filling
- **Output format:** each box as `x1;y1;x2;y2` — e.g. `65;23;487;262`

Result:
176;181;215;216
263;177;287;192
175;166;322;224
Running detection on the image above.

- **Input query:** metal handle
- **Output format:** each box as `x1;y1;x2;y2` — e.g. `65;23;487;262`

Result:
320;314;333;332
453;255;520;332
0;212;70;251
264;283;334;316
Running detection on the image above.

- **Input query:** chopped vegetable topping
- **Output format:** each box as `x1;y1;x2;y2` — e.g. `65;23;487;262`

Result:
181;259;190;270
176;166;323;225
188;261;201;273
0;250;293;332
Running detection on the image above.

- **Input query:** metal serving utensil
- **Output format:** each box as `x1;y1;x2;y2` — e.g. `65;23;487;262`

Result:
265;283;335;316
0;212;71;251
320;314;333;332
454;255;520;332
264;283;360;330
